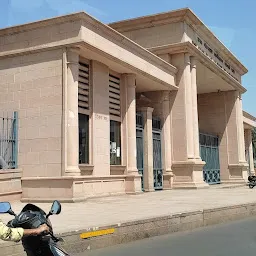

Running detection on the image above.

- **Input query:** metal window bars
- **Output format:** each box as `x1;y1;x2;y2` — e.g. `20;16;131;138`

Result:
0;112;18;169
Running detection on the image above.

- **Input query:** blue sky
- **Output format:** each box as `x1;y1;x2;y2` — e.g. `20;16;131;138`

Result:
0;0;255;116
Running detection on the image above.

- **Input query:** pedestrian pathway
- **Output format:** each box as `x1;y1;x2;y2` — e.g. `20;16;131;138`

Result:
0;185;254;237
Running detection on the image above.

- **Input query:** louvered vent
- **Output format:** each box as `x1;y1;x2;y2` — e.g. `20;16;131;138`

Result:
78;62;89;111
109;74;121;117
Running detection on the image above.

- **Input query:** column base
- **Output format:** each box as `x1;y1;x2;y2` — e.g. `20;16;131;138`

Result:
250;170;256;176
125;174;143;194
172;160;209;189
144;187;155;192
225;163;249;183
65;167;81;176
143;175;155;192
163;171;174;190
21;175;129;202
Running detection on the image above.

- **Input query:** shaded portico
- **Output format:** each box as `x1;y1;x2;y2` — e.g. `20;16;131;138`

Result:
150;41;248;187
3;12;177;202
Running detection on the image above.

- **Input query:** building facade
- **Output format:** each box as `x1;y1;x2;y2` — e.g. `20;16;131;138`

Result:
0;8;255;202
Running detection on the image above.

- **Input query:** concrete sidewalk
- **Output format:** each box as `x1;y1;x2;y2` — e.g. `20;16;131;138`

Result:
0;185;254;234
2;185;256;255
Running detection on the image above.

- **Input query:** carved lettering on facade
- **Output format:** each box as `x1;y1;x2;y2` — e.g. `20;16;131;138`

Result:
194;35;239;82
95;114;108;121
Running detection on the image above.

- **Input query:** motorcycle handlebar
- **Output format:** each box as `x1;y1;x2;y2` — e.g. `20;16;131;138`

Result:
48;232;63;243
7;219;16;228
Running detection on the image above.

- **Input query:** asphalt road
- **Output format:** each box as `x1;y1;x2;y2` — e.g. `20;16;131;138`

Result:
81;217;256;256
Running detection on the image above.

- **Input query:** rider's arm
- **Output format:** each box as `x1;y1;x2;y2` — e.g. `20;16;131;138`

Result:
23;225;49;237
0;221;49;242
0;221;24;242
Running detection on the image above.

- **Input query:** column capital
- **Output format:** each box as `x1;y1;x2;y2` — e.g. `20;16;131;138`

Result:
158;53;171;63
123;73;136;87
184;53;191;65
190;54;200;160
67;47;80;64
65;46;80;176
190;56;197;69
161;91;171;102
140;107;154;114
67;46;80;54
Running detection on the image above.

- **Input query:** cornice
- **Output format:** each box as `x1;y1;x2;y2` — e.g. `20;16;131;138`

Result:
0;12;177;76
78;42;177;90
0;12;82;36
243;111;256;122
109;8;188;32
183;12;248;75
0;38;83;59
149;42;246;94
109;8;248;75
78;14;177;75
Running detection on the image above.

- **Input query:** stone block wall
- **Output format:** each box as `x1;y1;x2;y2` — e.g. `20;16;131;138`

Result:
0;170;21;200
119;22;184;48
0;20;81;53
0;49;63;178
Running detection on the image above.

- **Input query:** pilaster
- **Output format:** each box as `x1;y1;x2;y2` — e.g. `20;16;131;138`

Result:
161;91;173;190
141;107;155;192
122;74;142;193
65;47;81;176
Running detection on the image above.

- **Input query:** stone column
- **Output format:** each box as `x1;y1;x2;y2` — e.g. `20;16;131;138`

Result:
248;130;255;175
65;47;80;176
123;74;142;194
141;107;154;192
170;53;208;189
184;53;194;159
125;74;138;174
246;129;255;175
91;61;110;176
237;93;246;163
237;93;248;181
161;91;173;189
190;57;201;159
225;91;248;182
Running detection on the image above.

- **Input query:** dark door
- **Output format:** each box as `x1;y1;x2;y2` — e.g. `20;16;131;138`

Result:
136;112;144;190
199;133;221;184
152;117;163;190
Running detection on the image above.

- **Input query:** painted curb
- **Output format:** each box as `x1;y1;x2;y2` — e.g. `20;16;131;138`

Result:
1;202;256;255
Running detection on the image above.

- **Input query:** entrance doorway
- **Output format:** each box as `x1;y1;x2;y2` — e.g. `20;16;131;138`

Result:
136;112;144;190
152;117;163;190
199;133;221;184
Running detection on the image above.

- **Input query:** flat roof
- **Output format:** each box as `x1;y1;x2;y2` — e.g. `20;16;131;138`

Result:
243;111;256;121
0;11;177;75
0;12;177;89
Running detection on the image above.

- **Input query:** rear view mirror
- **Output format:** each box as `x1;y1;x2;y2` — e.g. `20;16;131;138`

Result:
50;200;61;215
0;202;11;214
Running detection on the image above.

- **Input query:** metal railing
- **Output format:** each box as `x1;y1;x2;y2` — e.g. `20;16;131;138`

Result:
0;112;18;169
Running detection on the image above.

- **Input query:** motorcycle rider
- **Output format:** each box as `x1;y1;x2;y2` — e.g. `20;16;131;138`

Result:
0;220;49;242
0;157;50;242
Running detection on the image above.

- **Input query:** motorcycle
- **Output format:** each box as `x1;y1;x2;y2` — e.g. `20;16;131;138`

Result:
248;175;256;189
0;200;70;256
